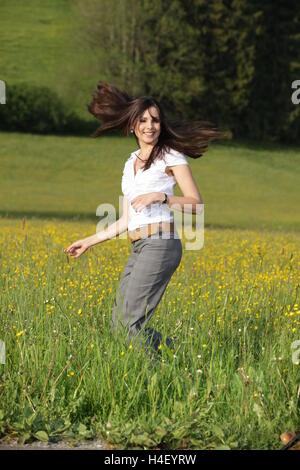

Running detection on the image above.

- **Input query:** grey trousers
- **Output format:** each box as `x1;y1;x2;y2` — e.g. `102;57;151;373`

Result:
111;233;182;356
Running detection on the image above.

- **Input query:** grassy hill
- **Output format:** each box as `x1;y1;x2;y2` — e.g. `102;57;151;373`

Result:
0;0;101;120
0;132;299;232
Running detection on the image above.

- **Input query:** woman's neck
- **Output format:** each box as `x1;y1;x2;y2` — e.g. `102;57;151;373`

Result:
138;143;155;161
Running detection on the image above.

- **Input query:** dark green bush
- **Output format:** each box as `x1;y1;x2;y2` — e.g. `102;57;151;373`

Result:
0;83;95;135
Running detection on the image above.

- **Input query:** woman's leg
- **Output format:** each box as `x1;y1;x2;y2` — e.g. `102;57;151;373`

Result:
111;249;138;335
111;236;182;356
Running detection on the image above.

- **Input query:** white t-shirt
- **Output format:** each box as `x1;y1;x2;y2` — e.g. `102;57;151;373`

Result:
121;147;189;231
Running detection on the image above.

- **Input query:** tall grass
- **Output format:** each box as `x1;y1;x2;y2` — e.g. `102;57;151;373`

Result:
0;217;299;449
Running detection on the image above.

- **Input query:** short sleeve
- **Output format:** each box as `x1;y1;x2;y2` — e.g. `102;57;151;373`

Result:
164;149;189;167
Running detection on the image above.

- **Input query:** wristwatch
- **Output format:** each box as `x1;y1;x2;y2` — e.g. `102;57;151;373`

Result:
161;193;168;204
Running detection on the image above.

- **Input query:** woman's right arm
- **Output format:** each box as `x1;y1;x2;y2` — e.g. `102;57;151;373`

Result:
64;196;129;258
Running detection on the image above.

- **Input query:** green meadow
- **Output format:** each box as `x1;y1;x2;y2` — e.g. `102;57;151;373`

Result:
1;132;300;231
0;133;299;449
1;0;299;451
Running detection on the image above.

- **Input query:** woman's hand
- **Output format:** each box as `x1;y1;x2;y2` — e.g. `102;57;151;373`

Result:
131;192;162;212
64;239;89;259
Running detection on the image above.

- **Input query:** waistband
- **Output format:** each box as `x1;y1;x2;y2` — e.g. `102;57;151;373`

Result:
128;221;175;242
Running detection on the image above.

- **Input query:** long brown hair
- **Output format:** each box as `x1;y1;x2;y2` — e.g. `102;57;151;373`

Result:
87;80;226;171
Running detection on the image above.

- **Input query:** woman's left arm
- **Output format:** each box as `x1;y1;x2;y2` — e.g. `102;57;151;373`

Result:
160;164;203;214
131;165;203;214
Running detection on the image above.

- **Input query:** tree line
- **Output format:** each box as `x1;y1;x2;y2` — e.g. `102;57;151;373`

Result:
76;0;300;143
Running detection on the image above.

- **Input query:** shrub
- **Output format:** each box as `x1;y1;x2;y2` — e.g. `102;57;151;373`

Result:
0;83;94;135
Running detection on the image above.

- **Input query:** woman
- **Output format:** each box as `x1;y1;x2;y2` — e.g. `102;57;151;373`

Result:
64;81;224;360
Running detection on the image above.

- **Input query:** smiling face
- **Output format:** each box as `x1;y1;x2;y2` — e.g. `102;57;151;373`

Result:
133;106;161;147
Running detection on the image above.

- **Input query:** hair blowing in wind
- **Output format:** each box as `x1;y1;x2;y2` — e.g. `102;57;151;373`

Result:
87;80;226;170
